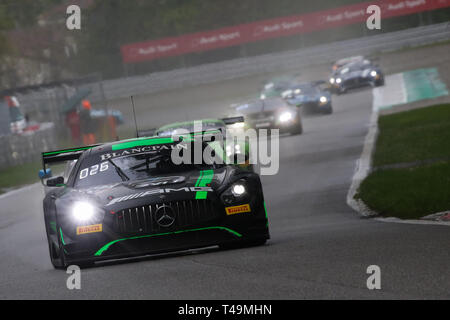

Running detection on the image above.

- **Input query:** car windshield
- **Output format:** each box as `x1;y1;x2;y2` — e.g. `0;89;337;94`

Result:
75;145;221;188
339;60;372;74
262;80;291;93
293;85;318;95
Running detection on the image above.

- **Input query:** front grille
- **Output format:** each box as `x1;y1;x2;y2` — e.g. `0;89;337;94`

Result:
113;199;220;234
344;77;368;87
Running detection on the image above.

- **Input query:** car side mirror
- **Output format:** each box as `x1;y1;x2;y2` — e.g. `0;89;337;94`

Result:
46;176;65;187
39;168;52;180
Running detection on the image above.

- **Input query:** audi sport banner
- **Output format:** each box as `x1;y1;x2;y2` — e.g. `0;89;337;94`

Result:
121;0;450;63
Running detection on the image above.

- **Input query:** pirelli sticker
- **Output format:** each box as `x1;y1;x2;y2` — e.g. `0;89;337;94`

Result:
76;224;103;235
225;204;251;215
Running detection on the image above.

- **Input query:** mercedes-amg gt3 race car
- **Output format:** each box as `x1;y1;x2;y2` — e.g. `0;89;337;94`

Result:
231;97;303;135
39;133;270;268
259;75;301;100
329;59;384;94
281;81;332;114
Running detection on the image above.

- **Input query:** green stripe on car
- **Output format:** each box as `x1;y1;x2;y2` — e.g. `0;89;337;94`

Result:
94;226;242;256
112;137;174;151
195;169;214;199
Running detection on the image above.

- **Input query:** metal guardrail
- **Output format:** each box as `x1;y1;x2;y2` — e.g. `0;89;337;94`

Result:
100;22;450;101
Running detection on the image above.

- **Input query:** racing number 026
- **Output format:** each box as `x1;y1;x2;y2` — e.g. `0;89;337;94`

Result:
79;162;109;180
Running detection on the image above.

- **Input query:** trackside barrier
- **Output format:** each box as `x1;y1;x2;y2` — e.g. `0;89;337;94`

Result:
100;22;450;101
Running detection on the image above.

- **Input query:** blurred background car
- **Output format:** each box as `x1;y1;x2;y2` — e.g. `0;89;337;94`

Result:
259;75;301;100
281;81;333;114
230;97;303;135
329;59;384;94
331;55;365;71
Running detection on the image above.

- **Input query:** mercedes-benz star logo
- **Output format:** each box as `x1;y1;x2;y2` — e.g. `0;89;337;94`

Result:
155;205;176;228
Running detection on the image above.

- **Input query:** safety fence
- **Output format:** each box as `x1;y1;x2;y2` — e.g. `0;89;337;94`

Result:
121;0;450;63
101;22;450;101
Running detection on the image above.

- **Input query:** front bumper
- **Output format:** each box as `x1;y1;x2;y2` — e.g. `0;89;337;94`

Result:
247;115;301;133
332;75;383;91
299;101;331;112
59;201;269;264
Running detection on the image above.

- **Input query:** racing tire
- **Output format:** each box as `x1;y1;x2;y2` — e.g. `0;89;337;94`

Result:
290;119;303;135
48;237;67;269
375;79;384;87
322;106;333;114
44;212;67;269
337;87;346;95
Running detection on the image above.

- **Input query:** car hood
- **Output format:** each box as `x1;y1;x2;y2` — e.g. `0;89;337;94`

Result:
339;68;375;80
58;167;229;212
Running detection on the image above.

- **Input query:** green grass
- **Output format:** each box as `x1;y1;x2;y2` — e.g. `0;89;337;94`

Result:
373;104;450;167
0;162;42;194
356;162;450;219
357;103;450;219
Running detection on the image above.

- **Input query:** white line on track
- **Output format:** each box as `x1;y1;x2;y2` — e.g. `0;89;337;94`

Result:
372;73;406;111
347;73;450;226
375;217;450;227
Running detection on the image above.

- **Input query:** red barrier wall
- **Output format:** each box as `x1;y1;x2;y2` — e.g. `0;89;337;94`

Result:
121;0;450;63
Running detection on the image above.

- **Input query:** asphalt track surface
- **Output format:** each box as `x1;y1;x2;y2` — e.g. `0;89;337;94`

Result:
1;72;450;299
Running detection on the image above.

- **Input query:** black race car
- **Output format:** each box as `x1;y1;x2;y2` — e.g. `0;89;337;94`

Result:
230;97;303;135
329;59;384;94
281;81;333;114
331;55;364;72
39;133;270;268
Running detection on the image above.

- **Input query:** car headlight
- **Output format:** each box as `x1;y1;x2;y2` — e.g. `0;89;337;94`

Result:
71;201;102;223
370;70;377;77
329;78;335;84
294;89;301;95
279;112;294;122
221;180;248;204
232;183;246;197
336;78;342;84
319;96;328;104
226;144;242;157
260;94;266;100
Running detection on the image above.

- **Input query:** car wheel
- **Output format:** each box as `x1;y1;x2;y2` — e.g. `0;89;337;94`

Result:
48;238;66;269
322;105;333;114
375;79;384;87
290;118;303;135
